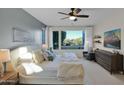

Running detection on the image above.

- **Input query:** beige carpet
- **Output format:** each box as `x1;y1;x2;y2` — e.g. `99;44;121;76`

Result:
82;57;124;85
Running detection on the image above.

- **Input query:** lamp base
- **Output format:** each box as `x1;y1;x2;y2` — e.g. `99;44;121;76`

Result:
3;63;7;73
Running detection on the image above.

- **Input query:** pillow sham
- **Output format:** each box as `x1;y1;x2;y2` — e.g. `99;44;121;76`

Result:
22;63;34;75
17;63;43;75
16;58;33;67
29;63;43;73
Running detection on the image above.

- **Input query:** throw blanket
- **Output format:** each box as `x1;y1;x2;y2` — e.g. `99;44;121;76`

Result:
57;62;84;80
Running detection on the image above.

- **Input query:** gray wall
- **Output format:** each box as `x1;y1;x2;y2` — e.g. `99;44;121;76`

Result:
0;8;46;49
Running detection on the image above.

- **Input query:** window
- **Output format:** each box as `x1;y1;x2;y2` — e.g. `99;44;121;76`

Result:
53;31;59;49
61;31;85;49
52;30;85;50
42;31;45;44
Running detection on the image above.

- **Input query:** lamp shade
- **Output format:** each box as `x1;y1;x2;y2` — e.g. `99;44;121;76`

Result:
0;49;11;62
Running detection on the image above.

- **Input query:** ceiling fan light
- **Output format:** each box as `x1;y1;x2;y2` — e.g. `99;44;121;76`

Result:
69;16;76;20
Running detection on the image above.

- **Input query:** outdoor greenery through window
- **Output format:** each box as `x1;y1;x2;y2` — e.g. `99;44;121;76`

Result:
61;30;85;49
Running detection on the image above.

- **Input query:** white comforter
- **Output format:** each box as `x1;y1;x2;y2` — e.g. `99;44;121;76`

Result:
19;53;84;84
54;53;79;62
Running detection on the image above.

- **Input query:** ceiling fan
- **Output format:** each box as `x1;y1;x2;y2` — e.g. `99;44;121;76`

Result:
58;8;89;21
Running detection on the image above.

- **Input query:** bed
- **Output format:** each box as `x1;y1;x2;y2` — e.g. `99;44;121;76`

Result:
11;47;84;85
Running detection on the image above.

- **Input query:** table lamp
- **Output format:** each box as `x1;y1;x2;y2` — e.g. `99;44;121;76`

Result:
0;49;11;75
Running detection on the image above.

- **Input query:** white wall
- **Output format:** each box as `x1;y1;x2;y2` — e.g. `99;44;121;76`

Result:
0;9;46;49
48;26;93;58
94;10;124;54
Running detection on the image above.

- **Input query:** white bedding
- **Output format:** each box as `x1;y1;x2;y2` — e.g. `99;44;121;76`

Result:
54;53;79;62
19;69;84;84
18;53;84;84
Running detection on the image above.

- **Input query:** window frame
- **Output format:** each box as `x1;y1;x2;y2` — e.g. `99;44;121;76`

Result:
61;30;85;49
52;30;85;50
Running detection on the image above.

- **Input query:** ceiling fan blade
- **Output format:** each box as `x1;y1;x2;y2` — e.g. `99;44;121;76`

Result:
58;12;69;15
74;8;81;14
61;17;69;20
76;15;89;18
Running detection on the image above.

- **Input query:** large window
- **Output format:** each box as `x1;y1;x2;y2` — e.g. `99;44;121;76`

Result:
52;30;85;49
53;31;59;49
61;31;85;49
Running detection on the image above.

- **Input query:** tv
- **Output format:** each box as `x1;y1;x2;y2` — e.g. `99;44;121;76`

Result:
104;29;121;49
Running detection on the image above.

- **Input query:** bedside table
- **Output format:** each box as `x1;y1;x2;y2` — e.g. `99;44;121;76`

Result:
48;56;54;61
0;71;19;85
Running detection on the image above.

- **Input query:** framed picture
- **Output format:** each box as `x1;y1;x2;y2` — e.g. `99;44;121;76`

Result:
104;28;121;49
12;27;33;42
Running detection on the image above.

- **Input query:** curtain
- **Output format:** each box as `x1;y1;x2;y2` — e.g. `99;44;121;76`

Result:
84;27;93;51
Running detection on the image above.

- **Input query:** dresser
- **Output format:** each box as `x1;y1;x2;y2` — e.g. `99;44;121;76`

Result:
95;49;123;74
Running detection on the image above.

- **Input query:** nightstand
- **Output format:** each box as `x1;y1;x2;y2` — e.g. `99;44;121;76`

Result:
48;56;54;61
83;51;95;61
0;71;19;85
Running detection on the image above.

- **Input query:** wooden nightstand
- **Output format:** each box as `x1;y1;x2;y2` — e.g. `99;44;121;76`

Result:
0;71;19;85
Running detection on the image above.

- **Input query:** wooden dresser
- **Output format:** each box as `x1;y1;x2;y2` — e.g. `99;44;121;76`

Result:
95;49;123;74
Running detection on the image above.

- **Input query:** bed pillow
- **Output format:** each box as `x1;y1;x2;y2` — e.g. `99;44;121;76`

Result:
29;63;43;73
22;63;34;75
32;50;44;63
17;63;43;76
16;58;33;67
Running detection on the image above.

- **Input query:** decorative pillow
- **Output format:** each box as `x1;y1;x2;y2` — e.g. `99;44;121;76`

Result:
46;50;56;58
42;52;49;61
42;50;56;61
32;50;44;63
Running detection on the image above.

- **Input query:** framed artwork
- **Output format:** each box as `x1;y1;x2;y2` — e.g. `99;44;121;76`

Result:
12;27;33;42
104;28;121;49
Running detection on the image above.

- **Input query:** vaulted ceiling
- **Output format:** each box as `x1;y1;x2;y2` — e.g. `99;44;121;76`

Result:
23;8;122;26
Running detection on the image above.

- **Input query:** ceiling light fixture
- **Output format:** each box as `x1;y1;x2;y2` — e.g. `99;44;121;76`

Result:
69;16;76;20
